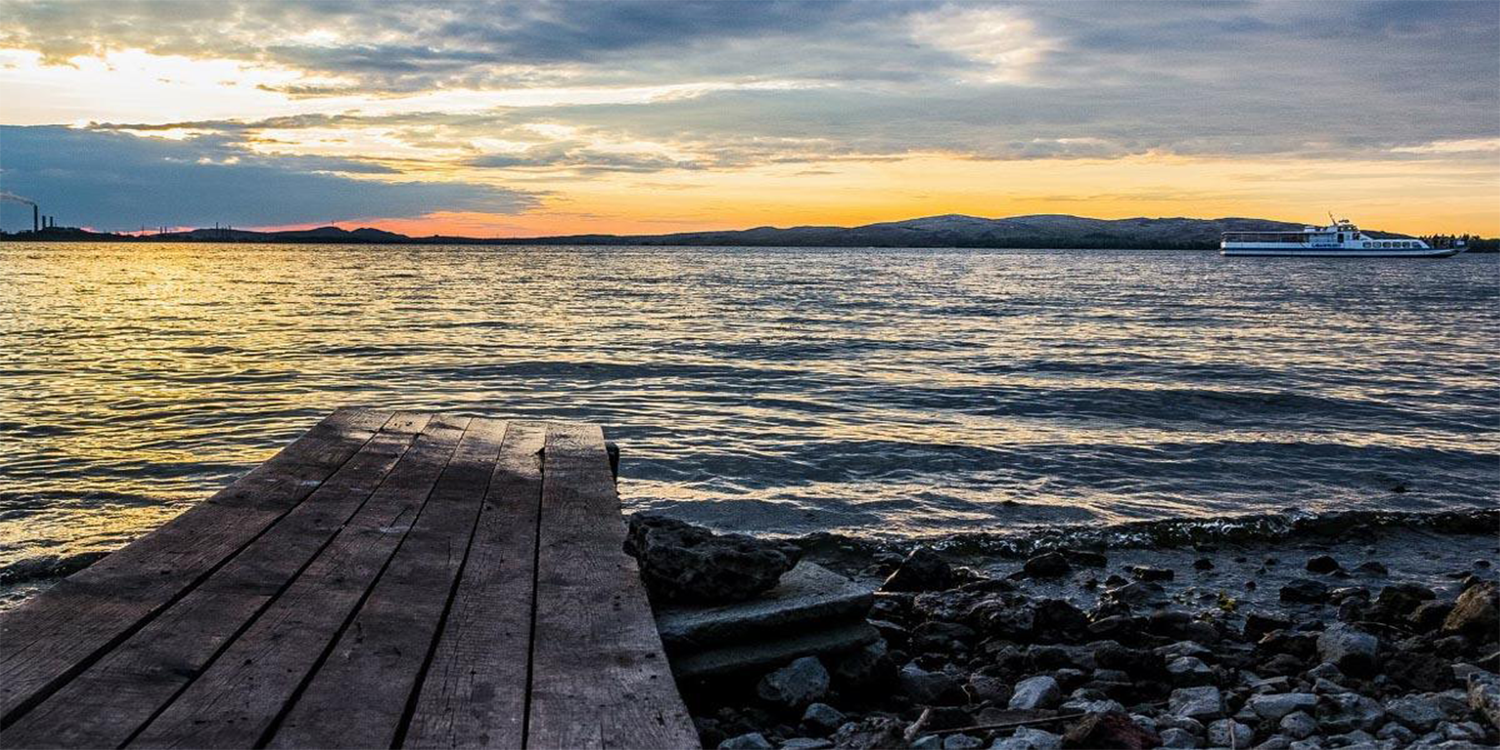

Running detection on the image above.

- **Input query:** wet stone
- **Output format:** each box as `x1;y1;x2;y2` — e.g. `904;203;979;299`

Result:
1306;556;1342;574
1170;686;1225;721
1008;675;1062;711
1022;552;1072;579
1281;579;1330;604
1316;625;1379;678
883;547;955;592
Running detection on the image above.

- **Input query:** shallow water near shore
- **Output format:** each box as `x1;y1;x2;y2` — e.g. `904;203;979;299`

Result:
0;243;1496;605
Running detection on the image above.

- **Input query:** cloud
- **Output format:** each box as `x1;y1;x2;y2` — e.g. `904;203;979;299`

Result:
0;125;536;231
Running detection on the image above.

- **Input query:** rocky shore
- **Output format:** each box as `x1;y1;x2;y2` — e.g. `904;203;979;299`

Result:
631;518;1500;749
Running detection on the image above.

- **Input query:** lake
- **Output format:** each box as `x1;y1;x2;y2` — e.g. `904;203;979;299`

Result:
1;243;1495;600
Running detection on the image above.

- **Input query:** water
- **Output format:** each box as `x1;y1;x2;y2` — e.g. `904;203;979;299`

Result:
1;243;1496;594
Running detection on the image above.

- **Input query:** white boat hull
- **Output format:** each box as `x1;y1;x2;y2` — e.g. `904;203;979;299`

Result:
1222;246;1466;258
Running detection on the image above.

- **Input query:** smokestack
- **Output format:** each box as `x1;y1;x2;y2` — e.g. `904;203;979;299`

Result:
33;205;38;232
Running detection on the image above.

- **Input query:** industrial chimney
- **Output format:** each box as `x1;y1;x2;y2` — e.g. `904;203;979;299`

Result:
32;205;38;232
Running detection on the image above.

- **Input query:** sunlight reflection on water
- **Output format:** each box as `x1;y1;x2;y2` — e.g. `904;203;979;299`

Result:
0;243;1495;576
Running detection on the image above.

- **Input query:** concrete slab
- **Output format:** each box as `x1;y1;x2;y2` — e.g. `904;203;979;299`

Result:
655;562;874;652
668;619;880;681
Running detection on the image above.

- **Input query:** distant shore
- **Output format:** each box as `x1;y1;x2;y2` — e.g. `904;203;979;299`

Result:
4;213;1493;251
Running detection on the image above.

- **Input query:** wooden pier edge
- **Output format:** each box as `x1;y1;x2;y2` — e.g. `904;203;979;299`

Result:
0;409;700;749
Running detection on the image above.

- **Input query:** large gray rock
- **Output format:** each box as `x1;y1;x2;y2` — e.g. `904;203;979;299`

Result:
655;562;873;651
1170;686;1225;721
1469;671;1500;730
1385;693;1449;732
1007;675;1061;710
626;514;800;603
757;656;830;710
1316;625;1379;677
1249;693;1319;720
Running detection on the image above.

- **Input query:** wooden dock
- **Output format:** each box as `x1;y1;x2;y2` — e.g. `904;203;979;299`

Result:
0;409;699;749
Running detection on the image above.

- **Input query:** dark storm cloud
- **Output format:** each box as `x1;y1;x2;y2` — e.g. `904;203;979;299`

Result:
0;126;536;231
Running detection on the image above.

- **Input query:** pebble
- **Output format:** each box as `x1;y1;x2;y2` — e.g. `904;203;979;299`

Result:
1158;727;1199;748
1206;718;1253;748
800;702;845;735
1169;686;1224;721
1280;710;1319;739
1007;675;1061;710
718;732;774;749
756;657;830;710
1249;692;1319;720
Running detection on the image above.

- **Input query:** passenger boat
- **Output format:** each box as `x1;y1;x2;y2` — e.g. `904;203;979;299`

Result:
1221;216;1466;257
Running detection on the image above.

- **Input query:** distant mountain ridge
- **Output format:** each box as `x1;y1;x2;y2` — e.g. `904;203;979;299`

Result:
8;213;1424;249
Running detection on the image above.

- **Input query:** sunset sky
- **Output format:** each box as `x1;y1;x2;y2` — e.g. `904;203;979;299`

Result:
0;0;1496;236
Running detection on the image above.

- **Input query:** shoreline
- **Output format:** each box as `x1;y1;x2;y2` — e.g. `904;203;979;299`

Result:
683;519;1499;749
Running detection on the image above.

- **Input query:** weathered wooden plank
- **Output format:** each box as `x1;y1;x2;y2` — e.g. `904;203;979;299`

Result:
402;421;547;750
266;418;509;749
127;416;472;749
526;423;699;750
0;414;433;749
0;407;391;726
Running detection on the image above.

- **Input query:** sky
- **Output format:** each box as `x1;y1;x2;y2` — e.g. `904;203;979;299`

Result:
0;0;1496;236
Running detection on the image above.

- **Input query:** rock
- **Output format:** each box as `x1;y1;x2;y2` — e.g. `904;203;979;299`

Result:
1316;625;1379;677
757;657;830;710
1167;656;1215;687
656;562;875;651
626;514;800;603
883;547;955;592
1069;550;1109;567
967;673;1014;705
781;739;833;750
1443;581;1498;639
1158;727;1198;748
1253;737;1292;750
1281;579;1330;604
1374;723;1413;744
831;716;906;749
1355;561;1388;576
1127;565;1174;582
913;621;978;651
1409;600;1454;632
1009;675;1062;710
832;639;894;691
1306;556;1341;574
719;732;775;749
911;736;943;750
1385;693;1448;732
992;727;1063;750
945;735;985;750
1107;581;1167;608
1280;711;1318;740
1061;711;1160;749
1468;671;1500;730
1371;582;1436;620
1193;558;1214;571
1023;552;1072;578
899;662;962;705
1095;642;1168;680
1033;599;1089;639
1245;612;1294;641
1317;692;1386;733
801;703;846;735
1248;693;1319;721
1206;719;1252;748
1170;686;1225;721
